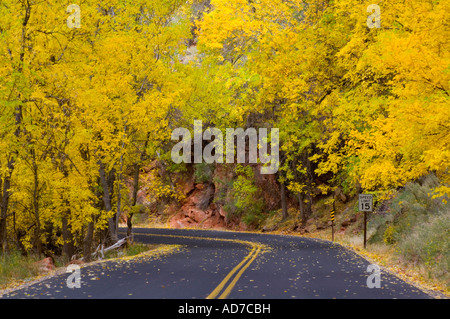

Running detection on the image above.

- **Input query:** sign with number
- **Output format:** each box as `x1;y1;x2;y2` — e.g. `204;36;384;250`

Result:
359;194;373;212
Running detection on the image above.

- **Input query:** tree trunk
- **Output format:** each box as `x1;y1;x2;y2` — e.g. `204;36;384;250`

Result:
299;149;313;225
62;214;75;261
0;0;30;254
280;181;288;220
277;152;288;220
127;132;150;239
0;166;13;253
305;149;313;221
83;218;94;262
127;162;140;238
292;158;306;224
98;160;117;244
297;192;305;222
31;151;43;258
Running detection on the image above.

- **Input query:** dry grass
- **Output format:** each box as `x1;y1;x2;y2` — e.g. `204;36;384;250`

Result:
0;251;40;288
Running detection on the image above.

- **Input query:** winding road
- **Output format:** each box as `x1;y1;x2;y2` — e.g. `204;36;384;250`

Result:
1;228;431;299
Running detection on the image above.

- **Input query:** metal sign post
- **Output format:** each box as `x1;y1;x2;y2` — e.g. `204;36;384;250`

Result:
359;194;373;249
330;210;335;242
331;193;336;242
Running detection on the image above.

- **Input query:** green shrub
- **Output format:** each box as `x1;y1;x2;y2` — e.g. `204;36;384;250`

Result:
220;165;266;227
367;174;449;288
194;163;214;183
398;211;449;282
383;225;397;245
371;174;447;244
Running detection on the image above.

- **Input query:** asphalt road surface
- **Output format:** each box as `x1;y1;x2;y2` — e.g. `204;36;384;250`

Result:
1;228;431;299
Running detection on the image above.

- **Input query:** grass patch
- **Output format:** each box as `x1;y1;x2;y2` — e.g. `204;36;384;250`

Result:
0;251;40;288
367;175;449;290
103;242;158;259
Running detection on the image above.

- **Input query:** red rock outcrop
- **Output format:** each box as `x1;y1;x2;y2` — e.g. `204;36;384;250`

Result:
169;183;227;229
33;257;55;274
126;162;282;231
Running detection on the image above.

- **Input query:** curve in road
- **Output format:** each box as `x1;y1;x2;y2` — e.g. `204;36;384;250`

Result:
1;228;432;299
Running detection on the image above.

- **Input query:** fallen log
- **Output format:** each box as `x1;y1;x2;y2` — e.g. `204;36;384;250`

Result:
81;237;129;261
102;237;128;255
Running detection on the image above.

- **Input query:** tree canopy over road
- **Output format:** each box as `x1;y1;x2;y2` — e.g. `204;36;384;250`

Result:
0;0;448;265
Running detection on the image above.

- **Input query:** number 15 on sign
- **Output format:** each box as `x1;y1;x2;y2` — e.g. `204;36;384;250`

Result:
359;194;373;212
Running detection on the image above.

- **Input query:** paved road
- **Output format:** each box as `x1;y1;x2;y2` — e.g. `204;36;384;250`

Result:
1;228;431;299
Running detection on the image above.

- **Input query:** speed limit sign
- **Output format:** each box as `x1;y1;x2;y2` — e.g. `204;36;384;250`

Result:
359;194;373;212
359;194;373;249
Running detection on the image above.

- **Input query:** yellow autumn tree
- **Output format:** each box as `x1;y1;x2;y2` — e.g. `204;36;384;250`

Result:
332;0;450;197
195;0;449;215
0;0;193;257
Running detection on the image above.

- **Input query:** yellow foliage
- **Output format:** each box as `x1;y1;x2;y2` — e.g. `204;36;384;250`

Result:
0;0;448;256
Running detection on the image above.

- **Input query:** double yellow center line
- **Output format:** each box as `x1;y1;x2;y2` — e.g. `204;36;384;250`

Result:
132;231;265;299
206;244;262;299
